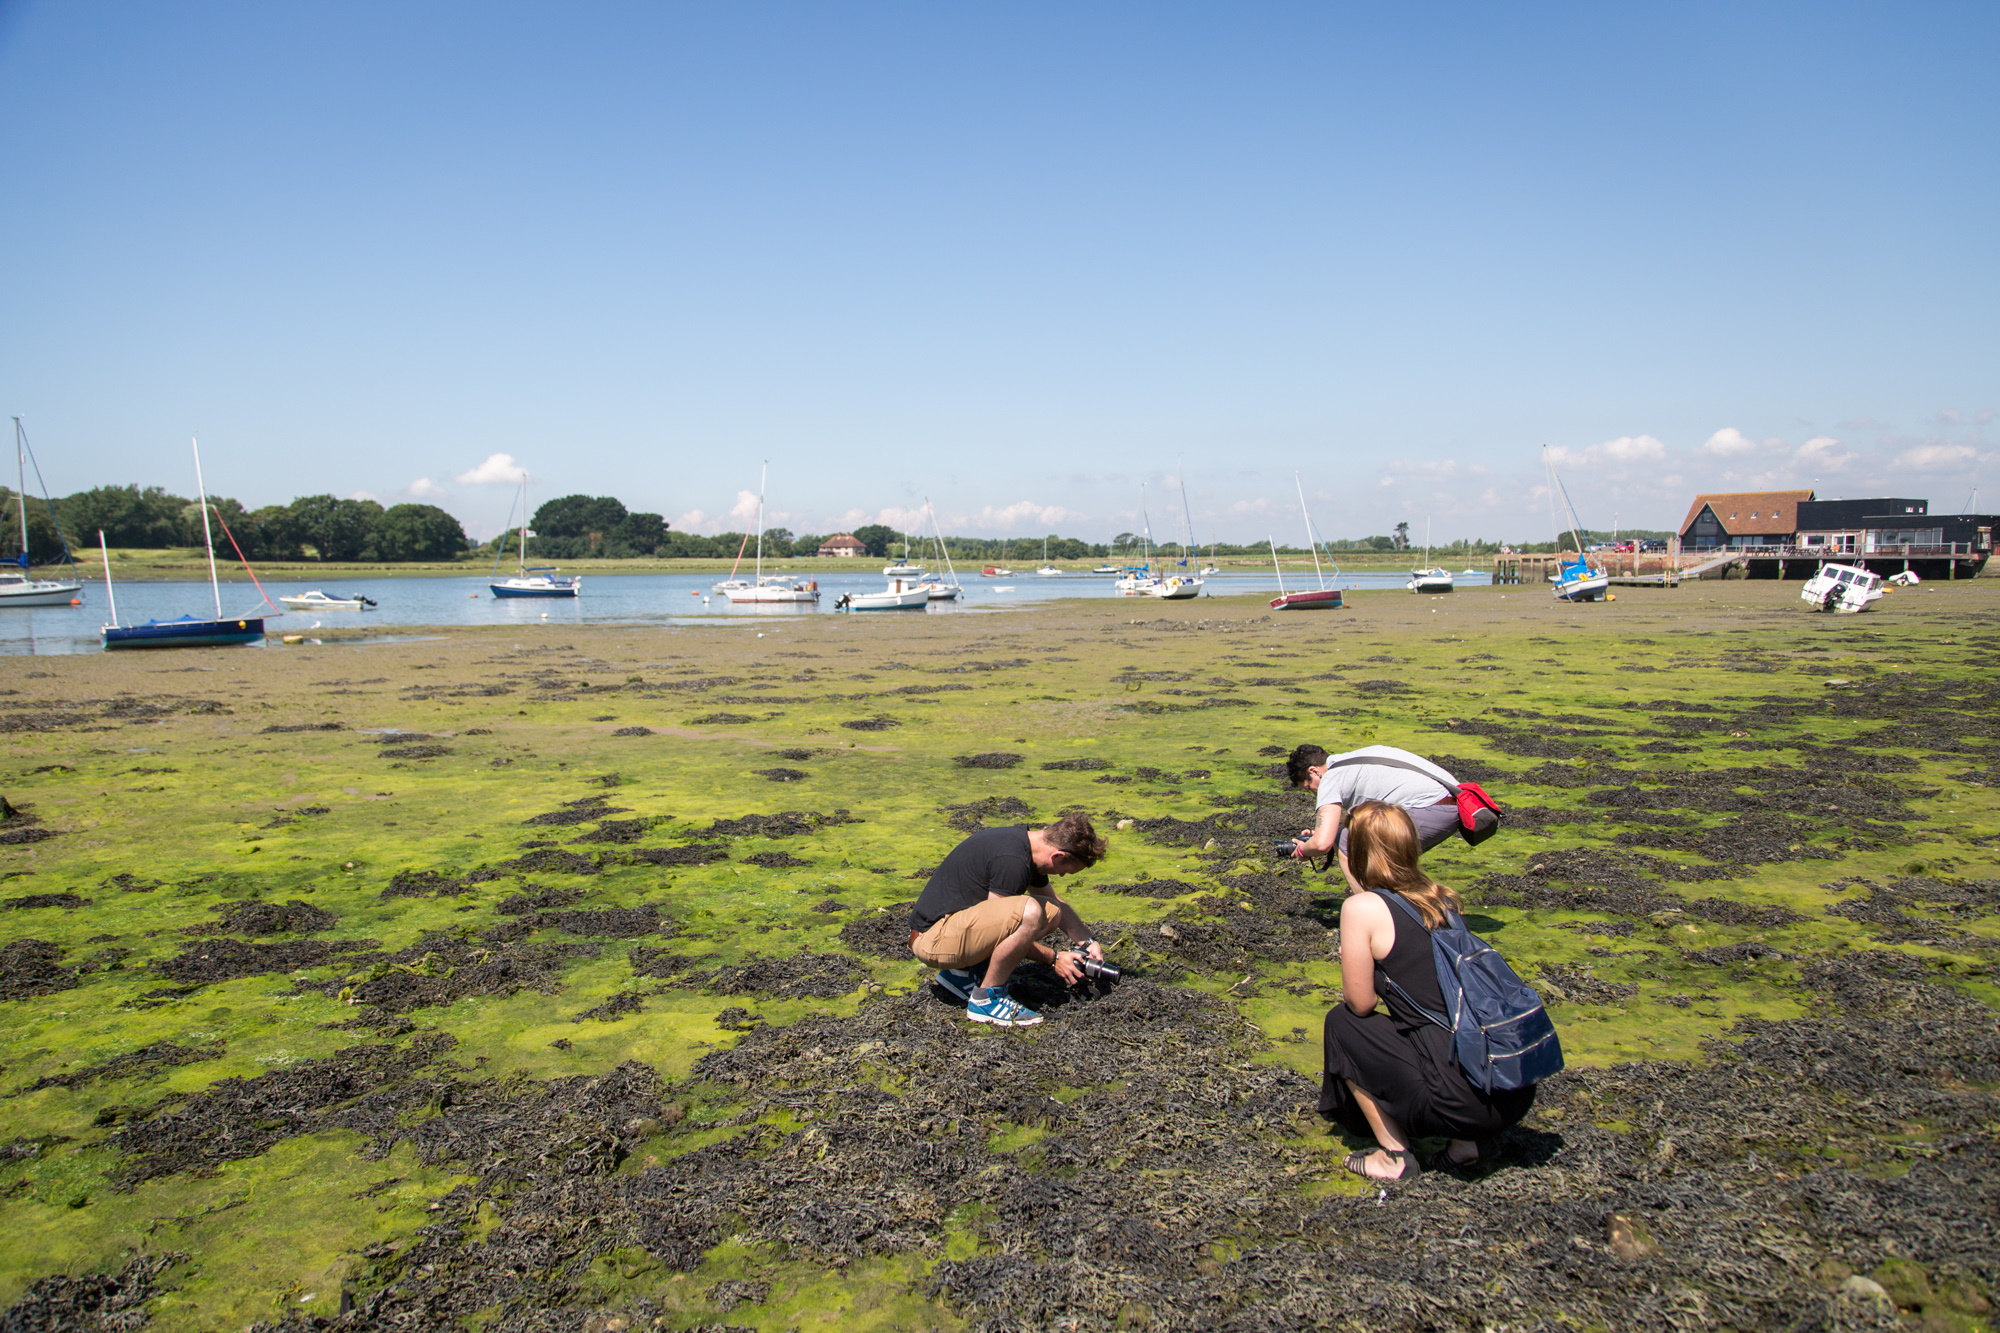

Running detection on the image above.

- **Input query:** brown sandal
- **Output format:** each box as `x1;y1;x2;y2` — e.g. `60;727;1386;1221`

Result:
1344;1149;1422;1181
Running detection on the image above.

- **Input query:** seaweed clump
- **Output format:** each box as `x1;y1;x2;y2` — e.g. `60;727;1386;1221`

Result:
209;898;337;935
952;753;1023;769
0;939;78;1001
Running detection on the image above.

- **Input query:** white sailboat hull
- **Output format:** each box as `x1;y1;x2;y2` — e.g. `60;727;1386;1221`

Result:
1153;575;1203;599
0;579;82;607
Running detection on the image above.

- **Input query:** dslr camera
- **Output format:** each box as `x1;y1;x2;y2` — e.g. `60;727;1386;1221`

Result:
1062;951;1122;982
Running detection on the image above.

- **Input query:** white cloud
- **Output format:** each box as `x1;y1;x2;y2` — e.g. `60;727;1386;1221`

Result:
1937;408;1965;425
1225;497;1279;516
1378;475;1397;488
347;489;380;503
1597;434;1666;463
407;477;449;500
967;501;1073;531
1793;436;1854;471
1698;428;1760;458
455;453;528;486
728;490;761;527
1896;443;1977;471
1977;408;1998;425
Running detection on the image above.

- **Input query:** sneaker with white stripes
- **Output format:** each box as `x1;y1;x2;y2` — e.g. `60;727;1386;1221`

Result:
934;967;980;1001
966;986;1042;1027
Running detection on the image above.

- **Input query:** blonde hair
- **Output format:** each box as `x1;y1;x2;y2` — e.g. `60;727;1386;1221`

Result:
1345;800;1462;929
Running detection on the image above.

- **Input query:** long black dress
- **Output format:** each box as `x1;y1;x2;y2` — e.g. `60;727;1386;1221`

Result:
1318;888;1536;1139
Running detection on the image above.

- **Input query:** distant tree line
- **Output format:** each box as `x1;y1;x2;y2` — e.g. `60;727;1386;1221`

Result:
3;485;470;563
0;482;1678;566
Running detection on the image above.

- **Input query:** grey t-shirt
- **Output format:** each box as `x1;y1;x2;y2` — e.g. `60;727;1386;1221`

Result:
1316;745;1454;812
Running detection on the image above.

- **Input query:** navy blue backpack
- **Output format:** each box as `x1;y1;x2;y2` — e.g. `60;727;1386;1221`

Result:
1380;891;1564;1093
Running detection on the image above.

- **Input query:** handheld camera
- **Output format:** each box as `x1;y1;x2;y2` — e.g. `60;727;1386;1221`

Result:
1063;951;1122;982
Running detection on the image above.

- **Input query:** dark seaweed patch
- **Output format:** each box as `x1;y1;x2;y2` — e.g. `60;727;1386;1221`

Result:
676;952;872;999
631;844;730;867
750;768;808;782
1100;878;1206;899
331;935;597;1013
13;1040;224;1094
951;753;1023;769
838;904;916;959
942;796;1035;832
3;892;89;910
496;887;587;915
611;726;654;737
261;722;342;733
381;869;479;900
690;712;755;725
153;938;380;985
501;849;601;876
0;1251;185;1330
574;991;645;1022
0;939;78;1001
1041;758;1111;771
378;745;450;760
569;818;657;844
209;898;336;935
838;716;900;731
525;797;631;827
740;851;811;868
705;810;858;838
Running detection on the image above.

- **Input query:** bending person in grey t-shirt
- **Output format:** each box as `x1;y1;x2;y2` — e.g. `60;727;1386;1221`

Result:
1282;744;1462;891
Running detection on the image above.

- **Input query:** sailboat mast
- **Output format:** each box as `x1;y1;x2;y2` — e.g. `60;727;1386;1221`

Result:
1176;455;1196;569
191;437;222;618
518;473;531;572
1140;484;1152;569
98;530;118;626
13;418;27;567
753;462;766;580
1268;537;1287;595
1295;472;1325;590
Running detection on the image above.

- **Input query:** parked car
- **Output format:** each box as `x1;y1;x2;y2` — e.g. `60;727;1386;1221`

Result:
1639;540;1667;553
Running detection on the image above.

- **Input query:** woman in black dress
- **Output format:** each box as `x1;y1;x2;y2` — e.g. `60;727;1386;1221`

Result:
1319;801;1536;1180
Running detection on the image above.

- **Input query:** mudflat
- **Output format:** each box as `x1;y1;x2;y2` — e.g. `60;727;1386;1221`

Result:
2;578;1996;1331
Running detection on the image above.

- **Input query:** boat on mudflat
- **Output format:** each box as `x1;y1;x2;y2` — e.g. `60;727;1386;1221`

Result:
1268;472;1345;611
102;439;273;649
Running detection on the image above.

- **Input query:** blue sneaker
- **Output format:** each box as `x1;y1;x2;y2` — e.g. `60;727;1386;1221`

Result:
966;986;1042;1027
934;967;981;1001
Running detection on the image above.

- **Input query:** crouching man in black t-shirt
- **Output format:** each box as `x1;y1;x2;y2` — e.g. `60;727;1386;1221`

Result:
908;812;1108;1027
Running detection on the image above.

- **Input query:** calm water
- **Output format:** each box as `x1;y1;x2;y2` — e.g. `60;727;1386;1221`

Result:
1;564;1482;654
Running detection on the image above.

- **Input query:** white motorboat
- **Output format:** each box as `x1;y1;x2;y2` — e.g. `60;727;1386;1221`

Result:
278;590;376;611
1153;573;1203;600
1407;567;1454;594
0;419;83;607
1802;563;1883;613
839;574;929;611
1092;563;1120;575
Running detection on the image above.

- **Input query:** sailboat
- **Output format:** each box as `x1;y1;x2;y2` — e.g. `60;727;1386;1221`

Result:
914;500;964;600
1153;458;1204;599
1115;486;1161;594
883;527;924;578
490;473;581;598
981;539;1015;577
1544;446;1610;603
0;419;83;607
1407;518;1454;593
102;439;270;648
726;464;818;604
1268;472;1344;610
1035;536;1061;576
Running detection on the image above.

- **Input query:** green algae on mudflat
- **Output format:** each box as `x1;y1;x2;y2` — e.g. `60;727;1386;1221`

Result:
1;579;1997;1327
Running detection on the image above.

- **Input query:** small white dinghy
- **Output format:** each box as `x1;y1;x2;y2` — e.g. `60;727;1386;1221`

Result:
838;575;929;611
1802;563;1884;613
278;590;375;611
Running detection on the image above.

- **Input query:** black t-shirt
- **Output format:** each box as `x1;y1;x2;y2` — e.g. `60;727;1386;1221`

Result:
909;825;1047;931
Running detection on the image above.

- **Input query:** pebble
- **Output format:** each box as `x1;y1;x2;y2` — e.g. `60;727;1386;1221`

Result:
1839;1275;1892;1308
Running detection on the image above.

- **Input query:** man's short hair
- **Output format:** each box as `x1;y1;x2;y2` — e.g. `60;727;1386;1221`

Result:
1286;744;1329;788
1044;811;1108;867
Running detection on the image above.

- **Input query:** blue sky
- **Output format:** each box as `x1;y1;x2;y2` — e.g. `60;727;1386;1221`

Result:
1;2;1994;543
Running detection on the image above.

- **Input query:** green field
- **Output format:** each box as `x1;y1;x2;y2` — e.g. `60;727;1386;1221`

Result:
1;580;1994;1331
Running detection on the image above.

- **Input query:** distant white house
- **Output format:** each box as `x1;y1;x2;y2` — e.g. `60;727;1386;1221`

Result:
818;533;867;558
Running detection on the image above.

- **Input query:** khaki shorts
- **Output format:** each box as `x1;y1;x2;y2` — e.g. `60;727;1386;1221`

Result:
910;896;1036;968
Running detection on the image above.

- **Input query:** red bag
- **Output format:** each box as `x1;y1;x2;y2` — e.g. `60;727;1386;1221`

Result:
1456;781;1503;845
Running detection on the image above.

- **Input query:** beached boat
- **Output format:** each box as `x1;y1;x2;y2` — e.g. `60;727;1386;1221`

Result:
1269;472;1345;610
278;590;376;611
102;440;270;649
0;419;83;607
1152;458;1205;599
1405;519;1454;592
489;474;580;598
1802;562;1884;613
1544;447;1609;603
912;499;964;600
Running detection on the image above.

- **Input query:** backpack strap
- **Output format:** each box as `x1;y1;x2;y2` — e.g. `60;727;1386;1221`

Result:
1374;891;1454;1034
1326;751;1459;795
